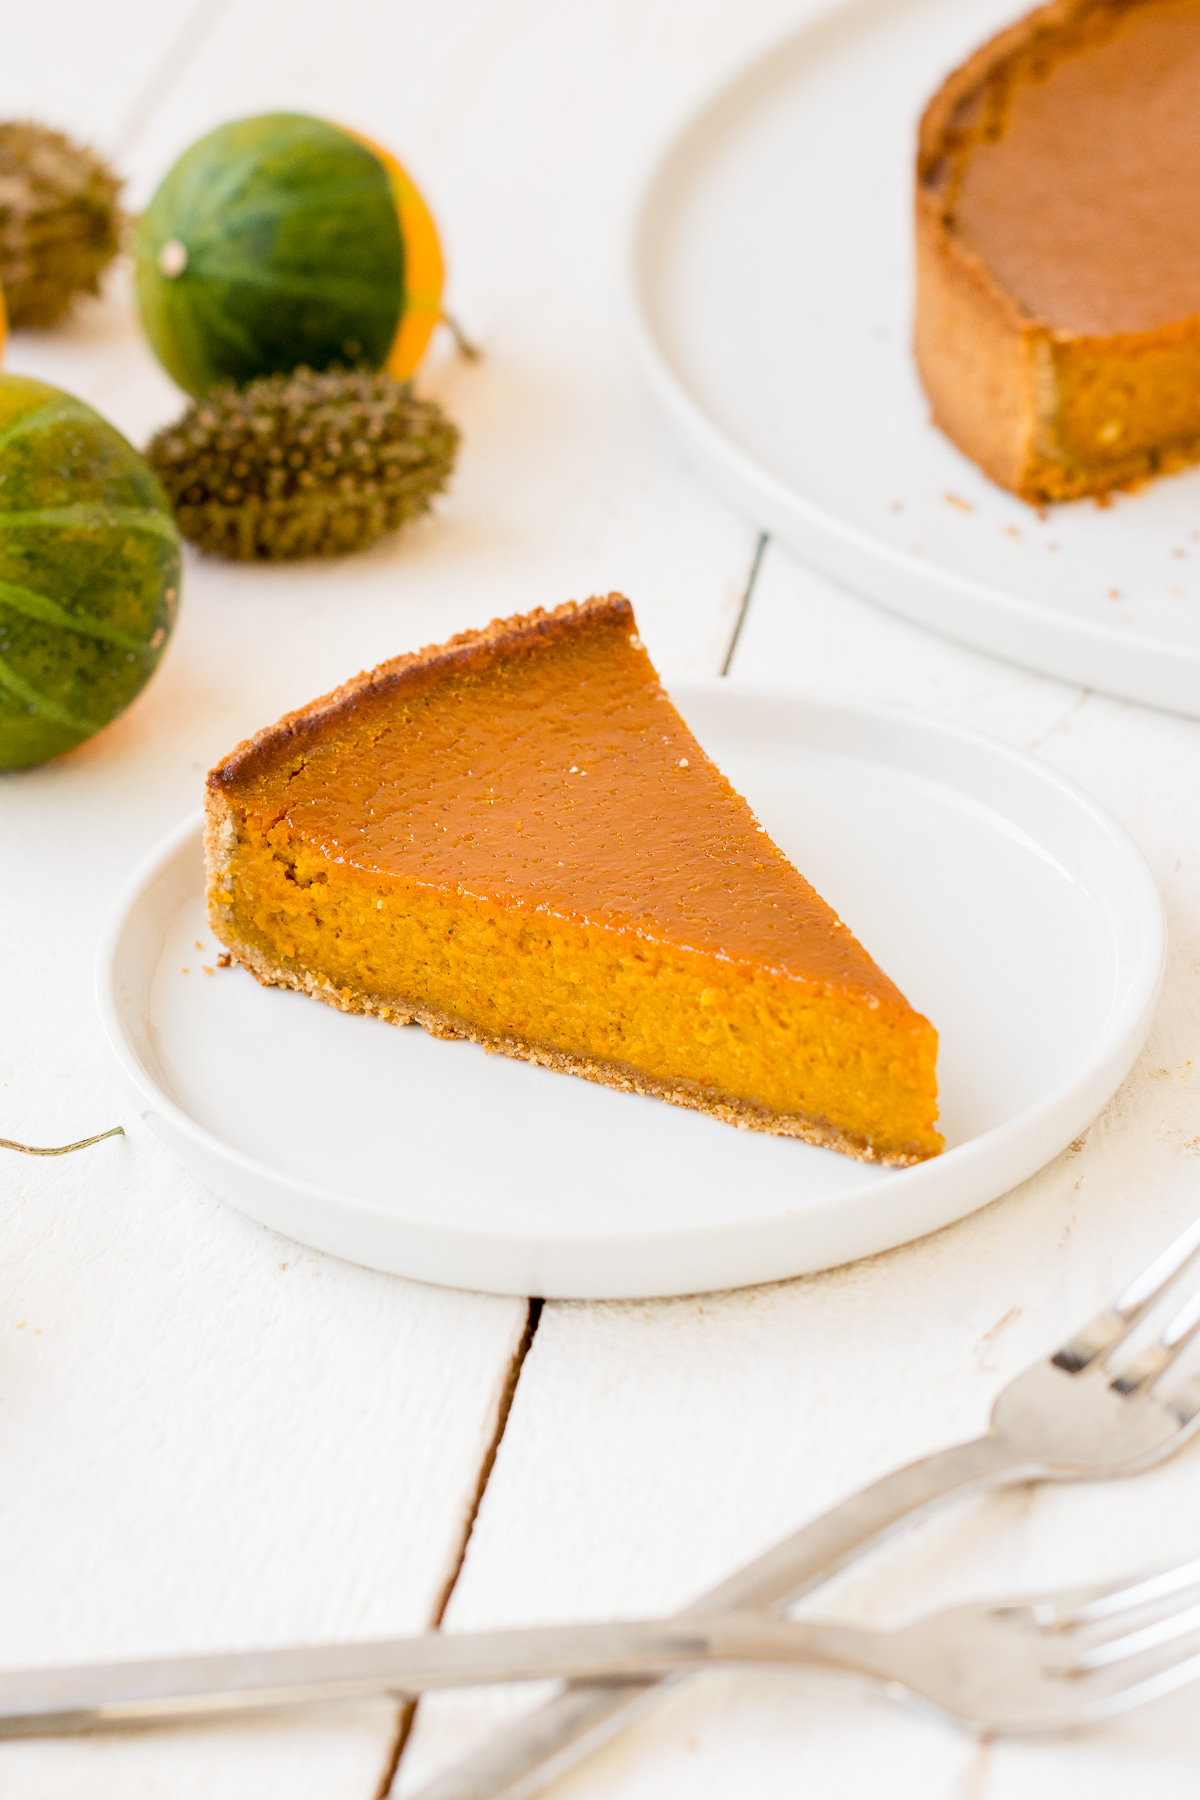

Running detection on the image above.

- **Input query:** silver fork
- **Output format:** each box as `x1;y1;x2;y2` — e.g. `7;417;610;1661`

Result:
4;1558;1200;1738
414;1218;1200;1800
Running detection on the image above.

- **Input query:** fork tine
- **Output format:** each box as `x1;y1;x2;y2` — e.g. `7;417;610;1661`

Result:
1066;1620;1200;1723
1102;1641;1200;1718
1039;1562;1200;1668
1066;1556;1200;1628
1112;1284;1200;1396
1072;1594;1200;1669
1111;1217;1200;1318
1036;1561;1200;1719
1002;1557;1200;1638
1052;1216;1200;1373
1058;1581;1200;1702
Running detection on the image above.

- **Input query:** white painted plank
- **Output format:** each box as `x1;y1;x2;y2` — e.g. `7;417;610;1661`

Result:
731;543;1100;741
0;8;787;1788
0;1117;529;1799
0;495;531;1786
1;0;783;1786
399;549;1200;1797
0;1;215;157
0;5;670;1798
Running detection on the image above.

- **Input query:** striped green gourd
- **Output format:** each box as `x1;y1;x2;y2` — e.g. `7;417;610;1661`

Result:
135;113;406;397
0;374;181;771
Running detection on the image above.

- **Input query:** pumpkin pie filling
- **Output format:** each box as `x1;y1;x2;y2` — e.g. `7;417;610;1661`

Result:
206;595;941;1165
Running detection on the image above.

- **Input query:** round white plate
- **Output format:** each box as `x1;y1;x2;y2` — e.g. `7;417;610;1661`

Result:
97;683;1163;1300
632;0;1200;717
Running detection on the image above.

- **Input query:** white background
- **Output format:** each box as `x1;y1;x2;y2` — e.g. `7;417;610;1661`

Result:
3;1;1200;1795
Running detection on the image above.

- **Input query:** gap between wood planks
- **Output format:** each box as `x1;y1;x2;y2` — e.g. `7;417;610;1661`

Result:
721;532;769;677
373;1298;545;1800
111;0;242;162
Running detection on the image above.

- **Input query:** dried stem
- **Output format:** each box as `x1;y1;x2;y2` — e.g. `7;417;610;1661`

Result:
1;1125;124;1157
440;311;481;360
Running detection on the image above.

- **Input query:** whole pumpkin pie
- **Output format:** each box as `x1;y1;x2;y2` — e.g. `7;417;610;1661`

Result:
916;0;1200;502
206;595;941;1165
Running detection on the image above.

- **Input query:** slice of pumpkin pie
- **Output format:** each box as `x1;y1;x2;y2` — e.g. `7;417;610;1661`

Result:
205;595;941;1165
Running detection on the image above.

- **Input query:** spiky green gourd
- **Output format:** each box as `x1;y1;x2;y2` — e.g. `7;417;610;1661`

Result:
145;367;458;560
135;114;408;397
0;375;181;771
0;123;123;328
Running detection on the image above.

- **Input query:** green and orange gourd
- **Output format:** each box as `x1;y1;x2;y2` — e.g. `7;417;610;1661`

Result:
134;114;445;396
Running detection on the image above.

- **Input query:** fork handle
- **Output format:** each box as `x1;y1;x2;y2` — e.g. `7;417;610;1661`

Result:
0;1614;885;1737
413;1431;1032;1800
702;1430;1029;1611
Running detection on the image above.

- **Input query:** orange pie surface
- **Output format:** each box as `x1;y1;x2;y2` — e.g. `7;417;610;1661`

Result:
206;595;941;1165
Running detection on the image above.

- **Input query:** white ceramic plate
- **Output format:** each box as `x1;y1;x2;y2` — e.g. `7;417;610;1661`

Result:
632;0;1200;717
97;683;1163;1300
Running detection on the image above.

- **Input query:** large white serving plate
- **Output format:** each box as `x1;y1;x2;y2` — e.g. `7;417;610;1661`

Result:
632;0;1200;717
97;683;1163;1300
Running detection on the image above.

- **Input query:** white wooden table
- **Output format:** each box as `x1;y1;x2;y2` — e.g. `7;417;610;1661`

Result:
4;3;1200;1796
